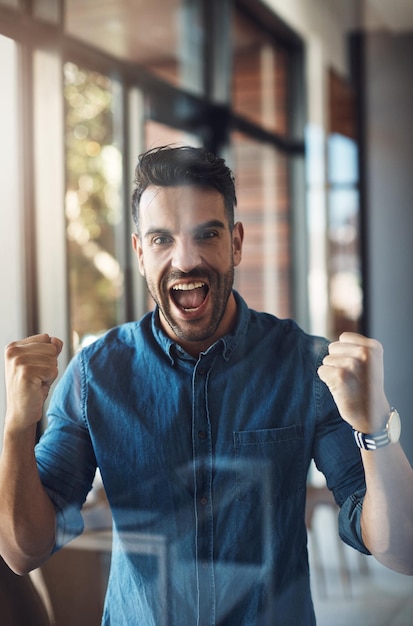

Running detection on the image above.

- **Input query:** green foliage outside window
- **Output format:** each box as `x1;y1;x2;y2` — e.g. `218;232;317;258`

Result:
64;62;123;350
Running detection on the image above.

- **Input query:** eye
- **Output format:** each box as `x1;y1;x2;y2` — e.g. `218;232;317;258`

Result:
197;230;218;241
152;235;172;245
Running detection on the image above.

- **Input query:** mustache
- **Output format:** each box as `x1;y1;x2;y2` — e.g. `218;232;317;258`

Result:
165;269;213;283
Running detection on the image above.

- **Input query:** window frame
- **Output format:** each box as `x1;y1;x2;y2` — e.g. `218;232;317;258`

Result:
0;0;307;347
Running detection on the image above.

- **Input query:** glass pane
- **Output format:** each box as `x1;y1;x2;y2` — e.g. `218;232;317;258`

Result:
32;0;61;23
327;71;363;336
328;186;362;335
64;62;124;351
231;132;291;317
232;9;289;135
328;133;359;185
64;0;204;96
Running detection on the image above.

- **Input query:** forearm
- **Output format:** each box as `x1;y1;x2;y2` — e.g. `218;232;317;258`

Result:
360;443;413;574
0;423;56;575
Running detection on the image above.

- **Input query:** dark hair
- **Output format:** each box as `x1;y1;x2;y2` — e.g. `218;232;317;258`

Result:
131;145;237;234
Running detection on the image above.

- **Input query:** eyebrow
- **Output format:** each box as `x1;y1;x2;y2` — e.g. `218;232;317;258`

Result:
143;219;227;239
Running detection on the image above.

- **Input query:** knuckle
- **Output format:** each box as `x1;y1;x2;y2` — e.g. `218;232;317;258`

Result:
4;342;19;360
355;346;369;363
337;367;351;383
371;338;383;355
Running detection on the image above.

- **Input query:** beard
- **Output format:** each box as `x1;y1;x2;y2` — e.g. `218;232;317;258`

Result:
144;264;235;344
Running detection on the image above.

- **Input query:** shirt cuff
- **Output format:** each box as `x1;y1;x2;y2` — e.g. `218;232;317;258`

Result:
338;488;371;555
43;486;85;552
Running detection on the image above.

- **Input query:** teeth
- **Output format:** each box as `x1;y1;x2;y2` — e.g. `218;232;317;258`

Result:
172;282;205;291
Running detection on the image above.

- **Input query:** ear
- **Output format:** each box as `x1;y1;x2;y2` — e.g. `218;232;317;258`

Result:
232;221;244;267
131;233;145;277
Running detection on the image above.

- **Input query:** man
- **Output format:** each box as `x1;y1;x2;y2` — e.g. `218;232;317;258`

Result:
1;145;412;625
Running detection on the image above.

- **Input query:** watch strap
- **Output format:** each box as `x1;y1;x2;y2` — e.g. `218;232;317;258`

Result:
352;407;400;451
352;428;390;451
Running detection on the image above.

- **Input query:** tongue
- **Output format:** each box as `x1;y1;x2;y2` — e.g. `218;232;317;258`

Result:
173;287;206;310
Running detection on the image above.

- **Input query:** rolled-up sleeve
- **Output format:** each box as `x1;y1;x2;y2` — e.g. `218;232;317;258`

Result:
35;352;97;550
338;488;371;555
312;343;370;555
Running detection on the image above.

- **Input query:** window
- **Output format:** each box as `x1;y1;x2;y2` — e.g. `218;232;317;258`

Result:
327;70;363;336
64;63;124;349
0;0;305;347
232;132;291;316
232;8;289;135
230;2;303;319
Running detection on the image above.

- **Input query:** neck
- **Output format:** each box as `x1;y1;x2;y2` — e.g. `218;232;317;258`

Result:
162;292;238;358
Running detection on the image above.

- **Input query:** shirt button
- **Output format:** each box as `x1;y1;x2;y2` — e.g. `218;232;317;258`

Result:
200;497;208;506
198;367;206;375
198;430;207;440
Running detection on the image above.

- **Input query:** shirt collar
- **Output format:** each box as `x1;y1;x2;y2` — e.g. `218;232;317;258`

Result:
150;290;250;365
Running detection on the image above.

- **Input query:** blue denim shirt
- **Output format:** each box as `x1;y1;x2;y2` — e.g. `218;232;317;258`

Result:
35;292;368;626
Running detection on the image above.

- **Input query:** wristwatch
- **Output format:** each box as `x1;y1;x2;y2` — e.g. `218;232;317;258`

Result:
352;408;401;451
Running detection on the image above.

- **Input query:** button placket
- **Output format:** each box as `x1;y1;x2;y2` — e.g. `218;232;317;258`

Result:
192;358;216;626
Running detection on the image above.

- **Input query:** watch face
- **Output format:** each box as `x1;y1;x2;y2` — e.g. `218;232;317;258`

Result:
387;409;401;443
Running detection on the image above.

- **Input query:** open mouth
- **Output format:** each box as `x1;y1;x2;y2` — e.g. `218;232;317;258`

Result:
170;281;209;312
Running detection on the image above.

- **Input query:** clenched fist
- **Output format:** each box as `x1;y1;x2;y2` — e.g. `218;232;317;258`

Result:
4;334;63;432
317;332;390;433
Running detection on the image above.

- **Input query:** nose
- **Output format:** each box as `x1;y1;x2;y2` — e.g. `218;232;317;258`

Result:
171;238;201;273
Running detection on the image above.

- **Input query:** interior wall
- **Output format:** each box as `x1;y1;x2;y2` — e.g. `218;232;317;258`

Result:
263;0;359;77
364;31;413;463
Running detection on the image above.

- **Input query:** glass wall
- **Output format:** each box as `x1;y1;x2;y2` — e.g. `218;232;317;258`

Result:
0;2;317;623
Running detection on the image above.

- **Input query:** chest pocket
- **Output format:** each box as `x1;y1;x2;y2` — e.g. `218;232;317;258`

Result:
233;425;305;506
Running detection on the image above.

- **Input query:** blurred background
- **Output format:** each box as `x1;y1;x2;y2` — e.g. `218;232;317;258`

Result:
0;1;413;624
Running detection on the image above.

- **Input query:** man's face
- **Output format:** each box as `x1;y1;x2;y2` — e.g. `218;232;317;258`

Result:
132;185;243;354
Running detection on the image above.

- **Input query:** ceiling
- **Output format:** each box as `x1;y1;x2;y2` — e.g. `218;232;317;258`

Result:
328;0;413;34
63;0;413;66
364;0;413;33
